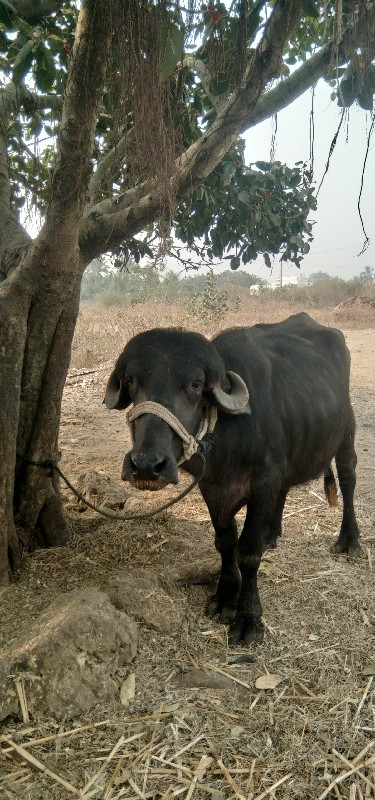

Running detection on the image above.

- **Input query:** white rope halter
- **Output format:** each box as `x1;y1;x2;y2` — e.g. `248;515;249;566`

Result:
126;402;218;464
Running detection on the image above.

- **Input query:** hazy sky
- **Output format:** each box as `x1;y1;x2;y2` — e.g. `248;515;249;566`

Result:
244;81;375;282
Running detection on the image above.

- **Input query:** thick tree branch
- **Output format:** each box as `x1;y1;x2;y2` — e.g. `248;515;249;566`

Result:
0;81;31;265
39;0;111;248
243;36;352;132
18;85;63;115
0;83;18;213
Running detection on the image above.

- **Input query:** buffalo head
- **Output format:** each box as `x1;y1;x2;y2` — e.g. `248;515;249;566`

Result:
105;329;250;490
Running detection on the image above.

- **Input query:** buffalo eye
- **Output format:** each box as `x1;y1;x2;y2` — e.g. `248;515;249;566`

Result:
191;379;203;390
125;374;135;388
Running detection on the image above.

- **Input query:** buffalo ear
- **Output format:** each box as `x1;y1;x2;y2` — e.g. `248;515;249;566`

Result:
104;370;131;410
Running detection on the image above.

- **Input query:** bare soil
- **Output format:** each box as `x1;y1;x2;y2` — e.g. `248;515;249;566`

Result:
1;299;375;800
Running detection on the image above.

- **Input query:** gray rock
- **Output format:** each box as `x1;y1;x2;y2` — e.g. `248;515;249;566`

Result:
107;569;183;634
0;588;137;721
173;668;236;690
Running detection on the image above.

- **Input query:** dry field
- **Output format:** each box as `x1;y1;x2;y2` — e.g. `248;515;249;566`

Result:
1;294;375;800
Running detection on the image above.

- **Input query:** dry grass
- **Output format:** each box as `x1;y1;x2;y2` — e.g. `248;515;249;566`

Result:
1;301;375;799
71;291;375;371
1;487;374;799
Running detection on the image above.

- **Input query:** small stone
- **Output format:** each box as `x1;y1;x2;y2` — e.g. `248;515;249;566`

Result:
173;668;235;690
120;673;135;706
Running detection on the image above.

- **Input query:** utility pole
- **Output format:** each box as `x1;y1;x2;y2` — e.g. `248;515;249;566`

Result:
280;260;283;288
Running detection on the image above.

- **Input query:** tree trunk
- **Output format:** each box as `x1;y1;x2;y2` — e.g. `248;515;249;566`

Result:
0;278;29;581
0;1;113;584
0;260;82;584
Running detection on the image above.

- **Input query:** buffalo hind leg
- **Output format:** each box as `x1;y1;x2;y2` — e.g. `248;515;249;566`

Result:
206;520;242;624
331;431;360;558
264;490;287;551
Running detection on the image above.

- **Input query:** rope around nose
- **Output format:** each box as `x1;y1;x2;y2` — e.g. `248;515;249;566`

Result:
126;402;218;463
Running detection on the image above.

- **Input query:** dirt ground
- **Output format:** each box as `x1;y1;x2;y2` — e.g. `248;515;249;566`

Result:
1;300;375;800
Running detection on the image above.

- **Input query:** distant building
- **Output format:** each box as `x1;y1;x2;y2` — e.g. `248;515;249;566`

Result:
270;274;308;290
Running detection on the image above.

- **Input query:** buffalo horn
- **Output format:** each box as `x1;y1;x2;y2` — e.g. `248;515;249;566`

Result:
212;371;250;412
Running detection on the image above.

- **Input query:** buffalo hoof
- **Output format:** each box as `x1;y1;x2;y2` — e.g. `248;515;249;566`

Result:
330;539;361;558
263;537;278;552
205;594;237;624
228;614;264;648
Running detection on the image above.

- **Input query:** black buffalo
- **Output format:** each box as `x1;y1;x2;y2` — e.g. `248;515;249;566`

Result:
105;313;360;646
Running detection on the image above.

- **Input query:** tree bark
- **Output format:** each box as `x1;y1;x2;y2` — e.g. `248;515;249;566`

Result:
15;272;82;551
0;254;83;582
0;279;29;582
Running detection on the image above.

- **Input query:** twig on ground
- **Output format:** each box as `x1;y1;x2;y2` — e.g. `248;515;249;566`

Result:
2;738;81;797
252;772;293;800
217;758;246;800
353;677;373;723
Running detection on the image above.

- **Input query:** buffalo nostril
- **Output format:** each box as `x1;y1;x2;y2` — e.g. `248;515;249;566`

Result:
153;457;167;475
129;454;138;470
128;453;167;479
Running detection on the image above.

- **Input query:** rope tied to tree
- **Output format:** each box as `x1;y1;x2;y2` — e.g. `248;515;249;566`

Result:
16;404;218;521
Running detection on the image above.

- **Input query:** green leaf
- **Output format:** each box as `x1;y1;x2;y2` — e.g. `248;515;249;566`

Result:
0;0;16;25
263;253;271;269
363;664;375;676
48;34;65;53
238;190;250;205
357;89;373;112
338;78;355;108
289;173;301;188
301;0;319;17
12;40;33;83
35;67;54;92
160;21;184;83
39;44;56;86
255;160;269;172
230;256;240;270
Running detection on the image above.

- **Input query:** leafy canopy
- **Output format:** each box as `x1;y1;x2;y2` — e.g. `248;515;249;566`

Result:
0;0;374;270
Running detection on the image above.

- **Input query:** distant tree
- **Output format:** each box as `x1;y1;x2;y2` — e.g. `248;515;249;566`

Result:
80;259;112;302
161;270;182;303
217;271;267;288
186;268;228;323
356;266;375;286
308;271;333;283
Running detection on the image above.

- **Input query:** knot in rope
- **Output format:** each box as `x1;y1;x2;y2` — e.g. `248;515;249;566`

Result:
126;402;217;463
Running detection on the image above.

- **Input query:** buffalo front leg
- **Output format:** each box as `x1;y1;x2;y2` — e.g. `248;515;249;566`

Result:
229;486;281;647
264;489;287;551
206;520;242;624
